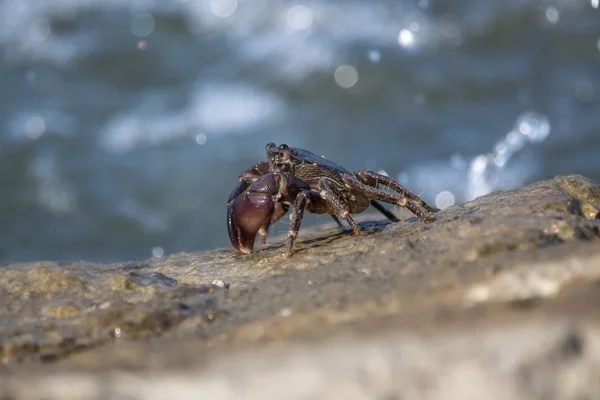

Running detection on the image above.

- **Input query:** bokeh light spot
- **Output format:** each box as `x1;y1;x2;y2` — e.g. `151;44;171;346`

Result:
516;111;550;142
26;116;46;140
368;49;381;63
471;155;488;174
195;133;207;145
210;0;238;18
137;40;147;50
286;5;314;30
435;191;455;209
131;12;155;38
494;154;506;167
545;7;559;24
592;0;599;9
334;65;359;89
398;29;415;48
152;246;164;258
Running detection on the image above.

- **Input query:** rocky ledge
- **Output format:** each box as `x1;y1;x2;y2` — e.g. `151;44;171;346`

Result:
1;175;600;399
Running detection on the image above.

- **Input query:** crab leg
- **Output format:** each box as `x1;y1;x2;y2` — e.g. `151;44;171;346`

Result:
369;200;400;222
258;203;289;245
342;174;432;223
354;170;437;214
285;191;310;257
317;179;361;236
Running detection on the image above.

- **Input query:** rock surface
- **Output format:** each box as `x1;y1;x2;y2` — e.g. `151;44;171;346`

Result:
1;174;600;399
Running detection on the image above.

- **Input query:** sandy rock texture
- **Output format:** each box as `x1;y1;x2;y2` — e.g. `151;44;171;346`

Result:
1;174;600;399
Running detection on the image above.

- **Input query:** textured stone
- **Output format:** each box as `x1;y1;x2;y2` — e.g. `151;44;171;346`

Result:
1;175;600;399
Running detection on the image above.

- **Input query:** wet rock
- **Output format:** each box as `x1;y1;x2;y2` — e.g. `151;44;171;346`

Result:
1;174;600;399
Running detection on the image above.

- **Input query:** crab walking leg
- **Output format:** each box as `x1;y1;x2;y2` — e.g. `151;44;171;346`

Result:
343;175;431;223
317;179;361;236
258;224;270;245
261;204;342;246
330;215;344;227
258;203;289;245
285;191;311;257
355;170;437;214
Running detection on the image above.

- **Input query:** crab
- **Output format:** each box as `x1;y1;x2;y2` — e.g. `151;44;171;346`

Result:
227;143;437;258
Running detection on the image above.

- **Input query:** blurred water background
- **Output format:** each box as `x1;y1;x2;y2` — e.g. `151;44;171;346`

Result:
1;0;599;264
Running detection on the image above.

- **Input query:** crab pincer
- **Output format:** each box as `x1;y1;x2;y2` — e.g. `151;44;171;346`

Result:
227;172;310;255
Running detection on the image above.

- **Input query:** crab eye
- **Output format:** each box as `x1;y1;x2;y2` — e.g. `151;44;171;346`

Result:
266;143;277;154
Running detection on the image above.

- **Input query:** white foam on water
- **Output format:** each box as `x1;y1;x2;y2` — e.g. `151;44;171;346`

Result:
189;83;285;133
101;83;285;153
0;0;430;73
0;0;96;65
0;0;588;72
399;111;552;207
231;1;433;80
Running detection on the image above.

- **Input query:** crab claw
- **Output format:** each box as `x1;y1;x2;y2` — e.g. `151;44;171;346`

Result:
227;179;278;254
227;172;310;255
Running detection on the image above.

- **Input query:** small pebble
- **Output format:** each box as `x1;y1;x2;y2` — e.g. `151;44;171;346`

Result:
279;307;293;317
464;285;490;306
211;279;229;289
